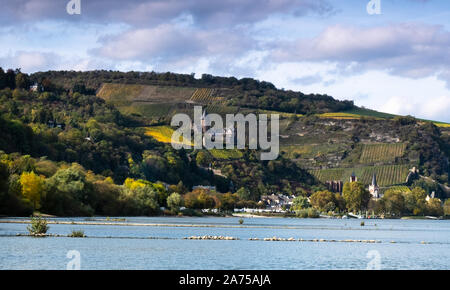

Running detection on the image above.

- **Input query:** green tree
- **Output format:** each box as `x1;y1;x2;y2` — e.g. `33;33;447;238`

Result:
381;190;405;216
219;192;238;211
235;187;251;201
133;185;159;215
405;187;427;215
167;192;183;212
334;193;346;212
291;195;310;212
15;73;30;90
342;182;370;213
42;164;94;216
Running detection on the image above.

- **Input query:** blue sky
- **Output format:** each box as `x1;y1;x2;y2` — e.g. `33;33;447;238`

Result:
1;0;449;122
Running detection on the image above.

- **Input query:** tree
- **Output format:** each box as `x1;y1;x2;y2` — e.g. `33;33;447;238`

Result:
175;181;187;194
20;171;44;209
291;195;310;212
426;198;444;216
133;185;159;215
0;67;6;89
167;192;183;212
309;190;336;212
235;187;251;201
42;164;94;216
184;191;200;209
381;190;405;216
196;151;212;167
444;199;450;216
5;69;16;89
220;192;238;211
334;193;346;212
15;73;30;90
198;190;215;209
405;187;427;215
0;162;8;195
342;182;370;213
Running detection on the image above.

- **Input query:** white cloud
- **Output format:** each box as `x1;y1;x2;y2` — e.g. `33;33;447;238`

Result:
257;63;450;122
0;51;59;72
271;23;450;86
92;24;256;64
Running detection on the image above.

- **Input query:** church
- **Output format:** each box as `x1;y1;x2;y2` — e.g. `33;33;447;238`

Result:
368;173;381;199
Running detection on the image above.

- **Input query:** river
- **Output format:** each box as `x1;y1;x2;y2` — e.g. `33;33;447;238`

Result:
1;216;449;269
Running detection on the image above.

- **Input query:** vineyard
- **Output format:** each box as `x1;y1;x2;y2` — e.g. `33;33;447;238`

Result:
309;164;412;187
122;103;174;117
281;144;346;159
145;126;193;146
205;104;239;115
97;83;195;104
190;88;215;103
359;143;406;163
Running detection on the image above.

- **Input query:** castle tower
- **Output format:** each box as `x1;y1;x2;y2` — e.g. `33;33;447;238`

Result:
369;173;380;199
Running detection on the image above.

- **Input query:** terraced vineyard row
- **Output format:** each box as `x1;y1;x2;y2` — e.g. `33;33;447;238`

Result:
190;88;215;103
309;164;412;187
359;143;406;163
205;104;239;115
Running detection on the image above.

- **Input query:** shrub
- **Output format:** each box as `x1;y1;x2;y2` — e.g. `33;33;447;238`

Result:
69;230;86;238
27;215;49;235
307;208;320;218
296;209;309;218
296;208;320;218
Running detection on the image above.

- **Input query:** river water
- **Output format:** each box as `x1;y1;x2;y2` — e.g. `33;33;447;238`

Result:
1;216;449;269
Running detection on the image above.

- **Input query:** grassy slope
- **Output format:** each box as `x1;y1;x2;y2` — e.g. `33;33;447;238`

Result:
145;126;193;146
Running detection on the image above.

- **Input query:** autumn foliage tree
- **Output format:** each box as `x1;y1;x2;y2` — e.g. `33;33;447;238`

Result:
20;171;44;209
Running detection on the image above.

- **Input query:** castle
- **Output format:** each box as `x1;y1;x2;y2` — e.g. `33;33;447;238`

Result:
200;109;236;146
325;172;381;199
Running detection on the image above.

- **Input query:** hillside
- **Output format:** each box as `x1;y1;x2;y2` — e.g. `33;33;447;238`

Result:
91;78;450;196
91;78;448;193
1;68;449;216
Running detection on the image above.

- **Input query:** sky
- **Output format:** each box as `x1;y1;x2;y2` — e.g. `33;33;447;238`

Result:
1;0;449;122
